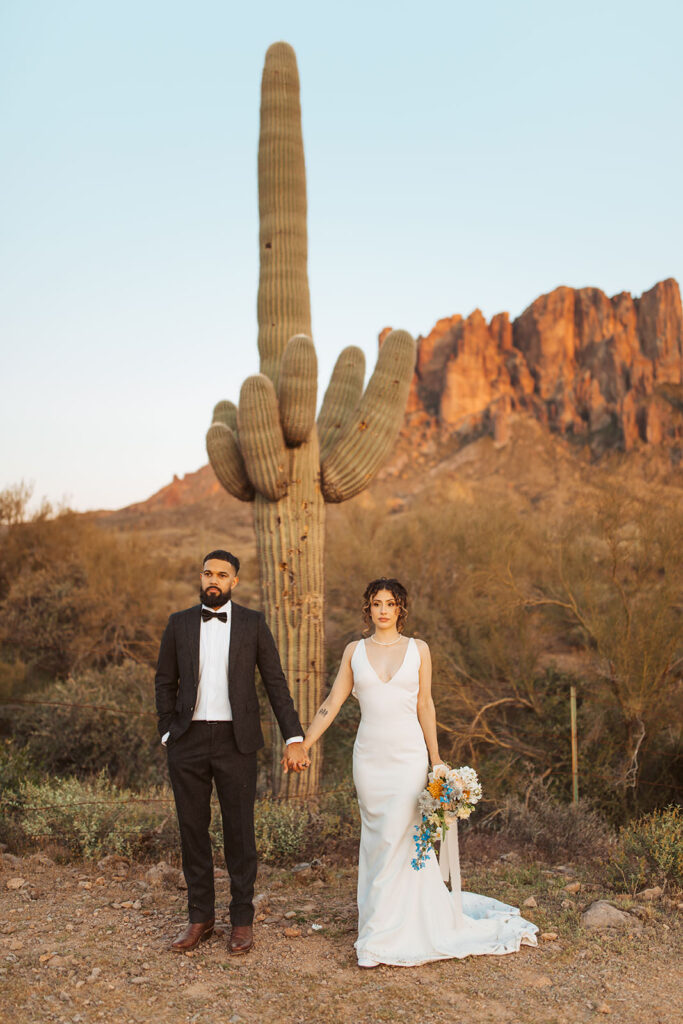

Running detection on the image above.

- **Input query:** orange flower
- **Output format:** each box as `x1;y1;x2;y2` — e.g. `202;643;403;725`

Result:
427;780;443;799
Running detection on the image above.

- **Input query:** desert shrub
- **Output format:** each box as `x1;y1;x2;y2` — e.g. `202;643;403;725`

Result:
0;739;43;846
0;500;176;679
497;792;613;862
8;661;165;788
14;771;173;860
605;805;683;893
253;799;309;863
316;778;361;840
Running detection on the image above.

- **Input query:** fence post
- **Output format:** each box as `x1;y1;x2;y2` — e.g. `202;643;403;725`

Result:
570;684;579;804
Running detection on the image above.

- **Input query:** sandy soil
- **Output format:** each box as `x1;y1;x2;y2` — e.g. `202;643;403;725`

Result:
1;851;681;1024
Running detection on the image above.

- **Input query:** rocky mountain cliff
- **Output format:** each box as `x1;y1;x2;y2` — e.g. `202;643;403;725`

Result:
399;278;683;453
130;279;682;514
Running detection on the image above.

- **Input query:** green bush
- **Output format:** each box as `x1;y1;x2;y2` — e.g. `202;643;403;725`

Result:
606;805;683;893
14;770;173;860
253;799;309;863
9;661;165;789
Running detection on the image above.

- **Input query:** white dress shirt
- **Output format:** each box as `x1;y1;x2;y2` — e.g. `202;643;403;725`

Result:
193;601;233;721
161;601;302;745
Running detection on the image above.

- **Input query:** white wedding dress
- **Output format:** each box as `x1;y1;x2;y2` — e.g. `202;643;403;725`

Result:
352;637;538;967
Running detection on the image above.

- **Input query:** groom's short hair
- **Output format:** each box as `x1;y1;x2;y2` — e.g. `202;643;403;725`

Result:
203;549;240;574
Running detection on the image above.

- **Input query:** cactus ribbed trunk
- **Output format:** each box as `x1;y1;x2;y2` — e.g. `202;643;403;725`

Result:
206;42;416;800
254;437;324;798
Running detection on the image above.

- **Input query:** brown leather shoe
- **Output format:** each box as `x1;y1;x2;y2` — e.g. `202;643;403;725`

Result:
170;919;215;952
229;923;253;955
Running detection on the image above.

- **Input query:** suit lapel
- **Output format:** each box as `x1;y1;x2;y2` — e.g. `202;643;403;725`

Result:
228;602;244;685
185;605;202;690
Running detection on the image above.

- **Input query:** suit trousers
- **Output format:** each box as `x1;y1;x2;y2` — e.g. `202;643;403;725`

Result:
167;721;257;925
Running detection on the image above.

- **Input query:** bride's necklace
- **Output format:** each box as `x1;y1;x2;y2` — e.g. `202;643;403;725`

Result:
370;633;402;646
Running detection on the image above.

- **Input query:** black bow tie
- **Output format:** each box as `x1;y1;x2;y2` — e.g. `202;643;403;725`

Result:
201;609;228;623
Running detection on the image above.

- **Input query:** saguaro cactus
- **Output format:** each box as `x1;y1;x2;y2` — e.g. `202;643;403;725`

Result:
207;42;415;798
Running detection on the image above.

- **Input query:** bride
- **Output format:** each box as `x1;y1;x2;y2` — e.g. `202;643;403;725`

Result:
298;577;538;968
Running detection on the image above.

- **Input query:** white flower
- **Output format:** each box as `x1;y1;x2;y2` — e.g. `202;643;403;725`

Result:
431;764;450;780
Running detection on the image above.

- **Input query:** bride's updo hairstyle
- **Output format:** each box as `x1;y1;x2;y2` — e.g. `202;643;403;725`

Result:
362;577;409;634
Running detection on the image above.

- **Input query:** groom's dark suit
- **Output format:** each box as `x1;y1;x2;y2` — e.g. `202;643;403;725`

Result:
155;600;302;925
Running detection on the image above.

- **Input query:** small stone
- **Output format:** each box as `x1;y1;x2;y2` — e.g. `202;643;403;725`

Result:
78;881;92;890
9;939;23;951
119;901;134;909
499;851;520;863
228;1014;244;1024
253;893;268;906
1;854;22;868
39;952;56;963
581;901;639;931
94;877;106;886
283;911;297;920
30;853;55;867
561;899;573;909
541;932;558;941
597;1003;612;1014
283;927;301;938
6;878;26;890
58;990;71;1002
97;854;130;871
255;913;266;923
564;882;581;893
311;923;323;932
636;886;663;902
86;967;101;982
523;896;537;908
264;916;281;924
47;955;69;968
526;973;553;989
130;976;147;984
292;862;312;873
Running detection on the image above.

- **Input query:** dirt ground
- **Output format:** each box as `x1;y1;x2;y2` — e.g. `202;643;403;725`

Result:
1;849;681;1024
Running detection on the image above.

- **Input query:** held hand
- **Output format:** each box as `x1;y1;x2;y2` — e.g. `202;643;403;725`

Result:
281;742;311;774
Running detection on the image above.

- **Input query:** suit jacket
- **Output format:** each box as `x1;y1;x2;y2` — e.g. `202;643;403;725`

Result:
154;601;303;754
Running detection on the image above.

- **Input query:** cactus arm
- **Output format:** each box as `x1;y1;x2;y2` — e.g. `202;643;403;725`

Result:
278;334;318;445
257;42;312;385
237;374;289;501
206;423;255;502
211;400;238;432
317;346;366;461
320;330;416;503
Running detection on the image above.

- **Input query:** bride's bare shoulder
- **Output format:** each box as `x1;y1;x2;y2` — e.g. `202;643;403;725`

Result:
413;638;430;653
343;639;362;659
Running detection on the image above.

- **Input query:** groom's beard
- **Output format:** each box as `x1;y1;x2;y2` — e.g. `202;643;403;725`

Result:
199;587;232;608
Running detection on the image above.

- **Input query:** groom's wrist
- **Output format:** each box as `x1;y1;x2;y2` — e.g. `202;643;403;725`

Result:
285;736;304;745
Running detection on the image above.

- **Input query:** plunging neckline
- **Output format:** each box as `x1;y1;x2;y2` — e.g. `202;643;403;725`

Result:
362;637;413;684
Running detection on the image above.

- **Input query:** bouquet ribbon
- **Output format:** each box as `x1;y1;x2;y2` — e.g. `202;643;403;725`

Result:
439;814;464;927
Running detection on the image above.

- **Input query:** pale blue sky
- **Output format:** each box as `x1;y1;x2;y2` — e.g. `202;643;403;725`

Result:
2;0;681;510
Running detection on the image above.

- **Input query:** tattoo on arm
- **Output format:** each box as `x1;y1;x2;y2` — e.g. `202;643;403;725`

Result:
318;707;329;718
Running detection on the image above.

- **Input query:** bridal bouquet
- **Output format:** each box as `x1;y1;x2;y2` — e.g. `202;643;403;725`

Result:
411;764;482;870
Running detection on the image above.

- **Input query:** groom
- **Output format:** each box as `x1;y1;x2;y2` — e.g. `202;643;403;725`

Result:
155;549;310;954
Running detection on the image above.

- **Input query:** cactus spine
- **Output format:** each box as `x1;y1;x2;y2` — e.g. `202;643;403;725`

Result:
207;42;416;798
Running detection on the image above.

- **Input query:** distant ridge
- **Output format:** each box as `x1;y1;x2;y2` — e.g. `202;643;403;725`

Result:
125;279;683;515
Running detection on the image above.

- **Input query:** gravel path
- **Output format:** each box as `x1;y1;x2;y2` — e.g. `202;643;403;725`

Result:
1;851;681;1024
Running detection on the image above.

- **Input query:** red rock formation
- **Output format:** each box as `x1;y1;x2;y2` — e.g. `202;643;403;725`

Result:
408;278;683;452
